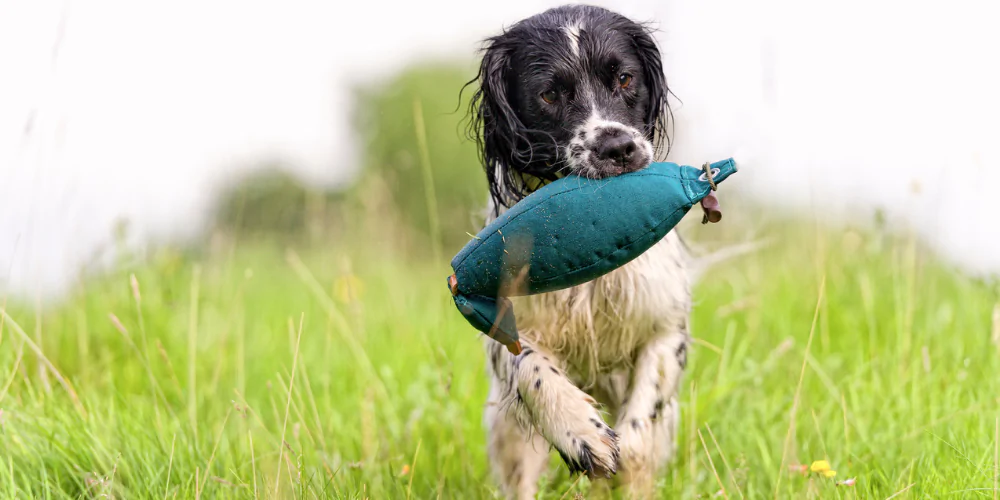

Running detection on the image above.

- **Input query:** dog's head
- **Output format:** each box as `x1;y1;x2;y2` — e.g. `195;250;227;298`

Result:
466;4;673;209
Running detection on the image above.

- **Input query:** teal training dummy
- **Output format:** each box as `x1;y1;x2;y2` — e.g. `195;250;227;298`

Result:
447;158;738;354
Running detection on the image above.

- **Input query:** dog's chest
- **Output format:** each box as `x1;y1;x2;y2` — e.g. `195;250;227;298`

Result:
512;231;692;369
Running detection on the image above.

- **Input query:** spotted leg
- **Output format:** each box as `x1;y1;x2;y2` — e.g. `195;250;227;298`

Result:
485;375;551;500
613;329;690;498
484;337;620;493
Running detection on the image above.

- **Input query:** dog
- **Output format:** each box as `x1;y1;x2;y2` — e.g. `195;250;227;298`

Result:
464;4;691;498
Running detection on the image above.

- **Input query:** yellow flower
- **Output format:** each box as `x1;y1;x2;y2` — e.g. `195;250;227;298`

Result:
809;460;832;473
823;470;837;478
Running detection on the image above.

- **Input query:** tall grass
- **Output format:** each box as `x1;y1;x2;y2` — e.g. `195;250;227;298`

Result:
1;207;997;498
1;63;998;499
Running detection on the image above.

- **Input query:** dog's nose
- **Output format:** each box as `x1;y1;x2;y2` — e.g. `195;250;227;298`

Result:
595;131;636;164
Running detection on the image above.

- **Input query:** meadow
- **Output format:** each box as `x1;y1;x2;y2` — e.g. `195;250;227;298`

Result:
1;64;998;499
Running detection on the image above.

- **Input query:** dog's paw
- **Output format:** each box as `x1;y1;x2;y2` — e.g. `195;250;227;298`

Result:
511;350;619;477
555;417;620;478
543;393;620;478
615;416;652;475
615;398;679;486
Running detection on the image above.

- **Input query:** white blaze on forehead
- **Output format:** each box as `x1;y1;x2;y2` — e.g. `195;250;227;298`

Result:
562;22;584;58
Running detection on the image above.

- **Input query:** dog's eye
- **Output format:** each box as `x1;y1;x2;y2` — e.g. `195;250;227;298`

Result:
618;73;633;89
540;89;558;104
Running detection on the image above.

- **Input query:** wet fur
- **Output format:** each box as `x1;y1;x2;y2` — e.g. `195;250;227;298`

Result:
465;5;690;498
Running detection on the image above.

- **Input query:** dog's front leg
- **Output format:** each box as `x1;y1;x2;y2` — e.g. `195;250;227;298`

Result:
614;329;689;497
487;337;621;481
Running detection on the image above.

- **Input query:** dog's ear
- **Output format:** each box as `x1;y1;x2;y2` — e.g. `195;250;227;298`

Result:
464;37;528;213
629;25;673;158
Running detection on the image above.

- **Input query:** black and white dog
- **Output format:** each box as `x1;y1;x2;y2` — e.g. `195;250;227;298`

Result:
466;4;691;498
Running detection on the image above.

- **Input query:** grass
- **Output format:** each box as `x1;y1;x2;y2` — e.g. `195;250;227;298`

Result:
1;205;999;499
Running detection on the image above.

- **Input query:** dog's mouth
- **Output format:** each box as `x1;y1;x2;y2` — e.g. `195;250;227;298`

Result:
565;124;653;179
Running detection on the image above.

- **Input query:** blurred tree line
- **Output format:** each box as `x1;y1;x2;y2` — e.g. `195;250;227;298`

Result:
211;62;488;254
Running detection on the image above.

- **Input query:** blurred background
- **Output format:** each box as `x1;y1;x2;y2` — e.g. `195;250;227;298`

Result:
2;0;999;298
2;0;1000;497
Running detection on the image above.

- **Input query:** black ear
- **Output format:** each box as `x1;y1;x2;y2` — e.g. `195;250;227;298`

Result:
464;36;530;213
629;24;674;158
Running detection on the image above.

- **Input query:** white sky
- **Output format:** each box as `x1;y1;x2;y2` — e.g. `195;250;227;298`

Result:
1;0;999;298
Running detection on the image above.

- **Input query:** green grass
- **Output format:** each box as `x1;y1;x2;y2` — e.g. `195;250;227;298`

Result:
1;209;998;499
